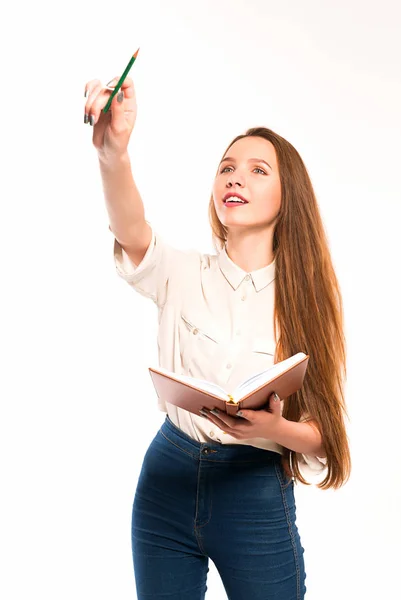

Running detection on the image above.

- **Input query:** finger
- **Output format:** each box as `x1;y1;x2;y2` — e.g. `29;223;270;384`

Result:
108;88;127;127
208;410;251;436
198;408;210;420
84;78;102;98
201;410;226;430
200;410;244;437
234;409;254;420
87;85;118;127
84;79;104;104
270;393;282;414
105;75;135;94
209;408;241;429
84;80;104;124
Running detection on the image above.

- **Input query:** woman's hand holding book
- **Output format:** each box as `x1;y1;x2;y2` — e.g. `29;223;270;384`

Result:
199;392;283;439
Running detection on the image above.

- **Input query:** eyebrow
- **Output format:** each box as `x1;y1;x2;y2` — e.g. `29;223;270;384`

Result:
219;157;272;170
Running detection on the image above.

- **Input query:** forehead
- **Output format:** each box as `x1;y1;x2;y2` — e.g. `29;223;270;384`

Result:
224;137;277;168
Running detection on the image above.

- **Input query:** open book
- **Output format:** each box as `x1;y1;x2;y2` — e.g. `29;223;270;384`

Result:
149;352;309;417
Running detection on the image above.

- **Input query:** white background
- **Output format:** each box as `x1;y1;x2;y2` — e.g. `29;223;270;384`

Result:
1;1;401;598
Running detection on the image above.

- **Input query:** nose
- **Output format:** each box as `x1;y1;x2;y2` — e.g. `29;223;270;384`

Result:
226;172;245;187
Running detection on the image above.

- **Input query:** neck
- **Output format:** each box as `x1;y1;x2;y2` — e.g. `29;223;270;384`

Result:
225;227;275;272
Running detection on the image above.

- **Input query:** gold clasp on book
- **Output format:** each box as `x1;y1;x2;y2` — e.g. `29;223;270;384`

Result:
226;394;236;404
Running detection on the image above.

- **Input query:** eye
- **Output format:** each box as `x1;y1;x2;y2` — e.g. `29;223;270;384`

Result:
219;166;266;175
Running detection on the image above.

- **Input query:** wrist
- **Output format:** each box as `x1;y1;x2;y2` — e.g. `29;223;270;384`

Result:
98;151;131;169
271;415;287;443
270;417;324;456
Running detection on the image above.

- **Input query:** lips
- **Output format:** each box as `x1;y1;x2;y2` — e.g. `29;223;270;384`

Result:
223;193;249;203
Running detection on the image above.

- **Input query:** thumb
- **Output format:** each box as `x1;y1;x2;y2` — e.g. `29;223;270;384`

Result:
106;77;119;88
236;409;254;420
109;89;125;126
270;392;281;414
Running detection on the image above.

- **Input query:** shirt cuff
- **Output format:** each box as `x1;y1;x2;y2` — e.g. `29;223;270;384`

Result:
113;222;157;282
296;452;328;483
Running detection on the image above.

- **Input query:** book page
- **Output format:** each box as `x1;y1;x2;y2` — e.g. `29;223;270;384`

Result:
233;353;306;401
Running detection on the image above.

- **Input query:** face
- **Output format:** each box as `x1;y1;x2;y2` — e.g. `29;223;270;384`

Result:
212;136;281;232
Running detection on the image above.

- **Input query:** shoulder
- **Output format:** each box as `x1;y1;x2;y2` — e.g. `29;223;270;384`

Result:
158;233;218;272
135;223;221;279
172;246;219;282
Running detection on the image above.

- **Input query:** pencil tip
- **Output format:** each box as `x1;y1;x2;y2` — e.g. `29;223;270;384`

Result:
134;48;140;59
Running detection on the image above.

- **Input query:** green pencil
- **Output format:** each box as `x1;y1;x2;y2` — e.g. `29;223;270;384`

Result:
102;48;140;114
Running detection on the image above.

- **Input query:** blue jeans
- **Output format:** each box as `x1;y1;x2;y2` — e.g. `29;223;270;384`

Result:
132;416;307;599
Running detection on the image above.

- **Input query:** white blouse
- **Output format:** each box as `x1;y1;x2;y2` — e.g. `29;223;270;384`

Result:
113;222;328;482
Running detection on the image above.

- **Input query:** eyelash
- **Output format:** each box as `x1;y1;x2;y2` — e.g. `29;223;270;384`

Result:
220;166;267;175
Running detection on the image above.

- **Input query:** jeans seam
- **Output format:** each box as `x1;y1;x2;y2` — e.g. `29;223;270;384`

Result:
161;429;279;465
199;457;279;464
161;429;209;554
194;459;208;554
196;493;213;530
159;430;197;460
275;461;301;600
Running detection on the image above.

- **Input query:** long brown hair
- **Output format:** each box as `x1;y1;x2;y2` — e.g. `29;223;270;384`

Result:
209;127;351;490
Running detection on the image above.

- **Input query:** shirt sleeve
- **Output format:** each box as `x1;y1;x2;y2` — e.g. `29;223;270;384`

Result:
112;221;189;308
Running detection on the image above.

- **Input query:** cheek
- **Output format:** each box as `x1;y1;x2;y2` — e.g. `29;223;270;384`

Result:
211;185;223;213
211;195;220;216
262;181;281;213
273;180;282;206
212;178;223;198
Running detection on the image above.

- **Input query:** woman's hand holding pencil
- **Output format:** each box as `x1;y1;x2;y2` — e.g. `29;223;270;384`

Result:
83;49;140;163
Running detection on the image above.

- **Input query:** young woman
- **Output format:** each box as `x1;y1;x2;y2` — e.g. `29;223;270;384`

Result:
84;75;351;600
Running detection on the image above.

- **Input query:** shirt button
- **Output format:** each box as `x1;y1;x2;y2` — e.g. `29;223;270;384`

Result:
245;274;251;281
202;448;210;455
193;328;198;335
226;363;232;369
210;431;214;437
241;295;246;301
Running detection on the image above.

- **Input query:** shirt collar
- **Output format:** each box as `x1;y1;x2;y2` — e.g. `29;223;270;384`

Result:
217;244;276;292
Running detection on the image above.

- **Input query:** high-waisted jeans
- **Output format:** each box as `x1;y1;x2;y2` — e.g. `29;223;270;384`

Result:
131;415;307;599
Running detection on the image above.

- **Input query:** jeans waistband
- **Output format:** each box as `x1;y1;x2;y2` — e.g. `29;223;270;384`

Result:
161;415;282;463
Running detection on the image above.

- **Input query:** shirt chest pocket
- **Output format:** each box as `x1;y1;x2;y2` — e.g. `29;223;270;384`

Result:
179;312;223;370
251;338;276;357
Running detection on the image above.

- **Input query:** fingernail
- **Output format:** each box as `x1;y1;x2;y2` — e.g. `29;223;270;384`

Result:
237;411;243;417
106;79;116;86
199;409;209;417
117;91;124;103
274;393;280;402
84;113;89;124
84;89;88;98
89;115;95;126
210;409;219;416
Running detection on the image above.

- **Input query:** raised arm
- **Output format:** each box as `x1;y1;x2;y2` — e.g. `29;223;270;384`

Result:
84;75;151;265
98;153;152;266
